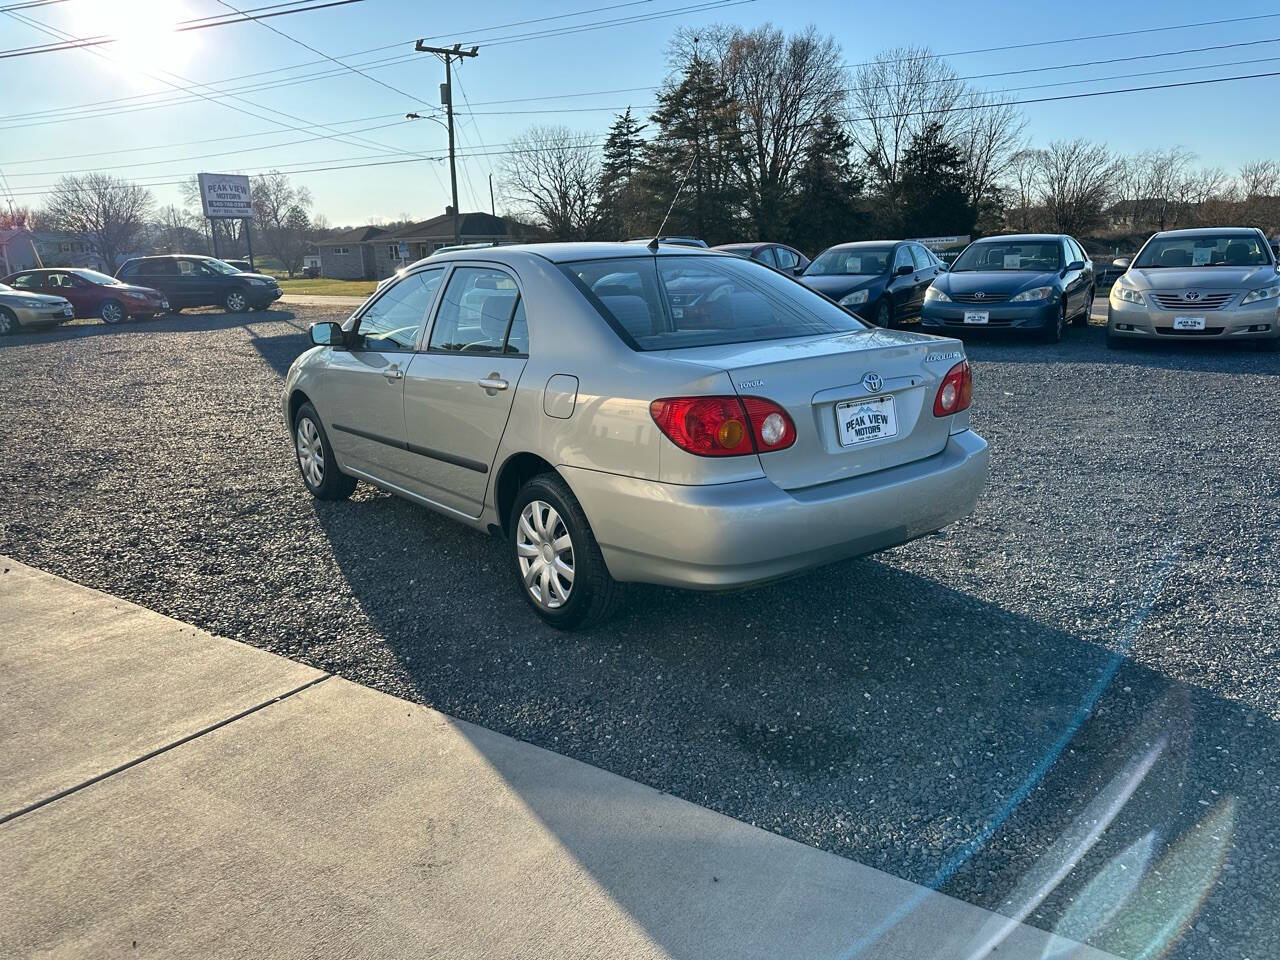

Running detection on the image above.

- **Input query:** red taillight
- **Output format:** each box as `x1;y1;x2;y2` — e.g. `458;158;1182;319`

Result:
932;360;973;417
650;395;796;457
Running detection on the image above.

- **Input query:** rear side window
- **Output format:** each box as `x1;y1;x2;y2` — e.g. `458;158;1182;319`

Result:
910;245;933;270
428;266;523;354
561;255;864;351
141;260;179;277
9;273;40;290
774;247;799;270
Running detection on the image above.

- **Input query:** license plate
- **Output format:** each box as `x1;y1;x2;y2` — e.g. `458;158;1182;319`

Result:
836;395;898;447
1173;316;1205;331
62;305;73;317
963;310;989;324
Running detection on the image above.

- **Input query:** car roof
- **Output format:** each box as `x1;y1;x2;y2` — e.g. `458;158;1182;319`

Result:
824;240;905;250
713;243;763;251
1150;226;1261;237
972;234;1065;243
438;241;731;264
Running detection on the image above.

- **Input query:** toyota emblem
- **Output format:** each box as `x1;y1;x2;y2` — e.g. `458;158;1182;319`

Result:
974;291;986;300
862;372;883;393
1184;290;1201;301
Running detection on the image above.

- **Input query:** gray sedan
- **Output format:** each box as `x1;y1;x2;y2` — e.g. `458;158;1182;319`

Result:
1107;226;1280;350
283;243;989;628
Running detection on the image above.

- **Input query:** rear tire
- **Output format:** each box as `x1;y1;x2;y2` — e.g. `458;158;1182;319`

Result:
99;299;126;325
1072;288;1094;327
509;473;621;630
874;299;894;329
292;402;356;501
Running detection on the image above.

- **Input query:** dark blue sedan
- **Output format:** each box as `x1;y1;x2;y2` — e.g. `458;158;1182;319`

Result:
800;240;945;328
920;234;1094;343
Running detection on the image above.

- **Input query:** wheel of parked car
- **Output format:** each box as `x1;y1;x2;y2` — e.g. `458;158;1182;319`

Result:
0;307;15;335
509;473;620;630
99;299;126;325
1073;288;1094;328
1042;300;1067;343
292;403;357;501
224;289;249;313
874;299;894;329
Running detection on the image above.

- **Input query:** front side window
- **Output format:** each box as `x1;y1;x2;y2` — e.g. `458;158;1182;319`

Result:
353;267;444;351
910;245;934;271
1133;234;1271;268
893;246;915;272
952;241;1062;272
805;246;894;277
561;254;865;351
429;267;523;353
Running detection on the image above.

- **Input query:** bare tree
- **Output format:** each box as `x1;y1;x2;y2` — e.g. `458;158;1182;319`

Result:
1237;159;1280;231
42;174;152;270
682;24;847;238
848;46;965;191
954;90;1026;210
1007;148;1043;232
251;170;313;276
151;204;205;254
1035;139;1119;235
499;126;601;240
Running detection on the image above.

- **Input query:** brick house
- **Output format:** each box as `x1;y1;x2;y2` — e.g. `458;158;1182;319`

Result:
370;212;511;279
315;226;387;280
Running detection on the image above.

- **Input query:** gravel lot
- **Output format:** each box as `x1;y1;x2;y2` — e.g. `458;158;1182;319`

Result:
3;306;1278;959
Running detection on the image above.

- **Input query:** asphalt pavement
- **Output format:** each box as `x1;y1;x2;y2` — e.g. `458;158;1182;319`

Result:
1;305;1277;959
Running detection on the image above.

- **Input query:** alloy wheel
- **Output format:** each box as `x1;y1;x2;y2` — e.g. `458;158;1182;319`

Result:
227;291;247;312
516;499;575;609
0;311;12;334
101;301;124;324
295;417;324;488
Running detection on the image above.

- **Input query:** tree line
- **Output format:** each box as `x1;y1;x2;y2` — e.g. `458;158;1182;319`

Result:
500;25;1280;253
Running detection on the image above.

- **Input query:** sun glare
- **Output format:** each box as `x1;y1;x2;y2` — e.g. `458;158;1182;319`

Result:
76;0;199;77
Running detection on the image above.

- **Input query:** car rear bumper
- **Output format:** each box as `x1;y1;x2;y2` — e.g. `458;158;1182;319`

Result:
921;300;1058;331
562;430;989;589
1107;298;1280;341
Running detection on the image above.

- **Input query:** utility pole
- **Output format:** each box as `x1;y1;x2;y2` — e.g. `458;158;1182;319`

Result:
415;42;478;245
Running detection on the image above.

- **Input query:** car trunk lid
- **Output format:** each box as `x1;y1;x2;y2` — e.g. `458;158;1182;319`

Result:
663;328;964;490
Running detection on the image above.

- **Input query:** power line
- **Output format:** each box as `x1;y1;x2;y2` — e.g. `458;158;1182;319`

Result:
0;0;365;59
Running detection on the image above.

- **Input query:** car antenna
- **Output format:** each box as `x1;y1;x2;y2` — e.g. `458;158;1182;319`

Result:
647;149;699;253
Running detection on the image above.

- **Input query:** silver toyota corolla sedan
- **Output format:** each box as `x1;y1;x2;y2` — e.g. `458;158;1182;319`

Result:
1107;226;1280;350
283;243;989;628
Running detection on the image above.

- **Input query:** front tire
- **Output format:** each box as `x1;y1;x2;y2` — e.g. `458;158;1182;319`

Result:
1041;301;1067;343
510;473;620;629
0;307;15;335
100;299;126;324
224;289;249;313
293;402;356;501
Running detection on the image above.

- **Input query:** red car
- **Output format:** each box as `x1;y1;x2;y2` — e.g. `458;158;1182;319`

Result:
0;267;168;324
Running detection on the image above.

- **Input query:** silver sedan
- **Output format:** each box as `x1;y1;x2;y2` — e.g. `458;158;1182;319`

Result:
0;282;73;334
283;243;989;628
1107;227;1280;350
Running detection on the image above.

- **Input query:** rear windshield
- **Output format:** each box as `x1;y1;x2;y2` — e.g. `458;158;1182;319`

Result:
952;241;1061;272
1134;234;1271;268
805;246;894;276
560;255;865;351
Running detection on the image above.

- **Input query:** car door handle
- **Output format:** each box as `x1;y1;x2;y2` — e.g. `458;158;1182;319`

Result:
477;376;509;391
384;366;403;381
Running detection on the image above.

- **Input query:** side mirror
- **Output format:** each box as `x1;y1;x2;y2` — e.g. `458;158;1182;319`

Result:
895;264;914;276
1112;258;1130;269
309;321;345;347
1066;260;1086;272
936;262;948;272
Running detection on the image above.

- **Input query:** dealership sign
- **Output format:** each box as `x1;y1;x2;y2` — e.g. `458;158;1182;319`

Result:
197;173;253;219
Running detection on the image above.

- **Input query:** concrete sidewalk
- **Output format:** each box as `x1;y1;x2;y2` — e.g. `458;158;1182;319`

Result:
0;558;1116;960
280;292;368;308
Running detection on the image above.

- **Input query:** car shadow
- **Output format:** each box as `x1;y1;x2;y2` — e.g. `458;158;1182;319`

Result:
309;494;1276;959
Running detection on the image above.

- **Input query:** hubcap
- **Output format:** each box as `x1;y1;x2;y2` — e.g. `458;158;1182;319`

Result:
0;313;11;333
228;293;246;311
516;500;575;610
295;417;324;488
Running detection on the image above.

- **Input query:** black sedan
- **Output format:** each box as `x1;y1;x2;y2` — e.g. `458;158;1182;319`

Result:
920;234;1094;343
713;242;809;277
799;240;944;328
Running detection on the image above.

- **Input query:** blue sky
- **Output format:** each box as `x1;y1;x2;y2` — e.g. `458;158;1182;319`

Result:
2;0;1279;226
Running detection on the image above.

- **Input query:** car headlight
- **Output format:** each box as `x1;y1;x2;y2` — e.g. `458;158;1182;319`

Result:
839;290;869;306
245;277;269;286
18;298;47;308
924;286;951;302
1110;285;1145;305
1011;286;1054;302
1241;284;1280;305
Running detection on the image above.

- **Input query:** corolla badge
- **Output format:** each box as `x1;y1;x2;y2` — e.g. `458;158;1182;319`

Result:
862;372;883;393
1184;290;1201;301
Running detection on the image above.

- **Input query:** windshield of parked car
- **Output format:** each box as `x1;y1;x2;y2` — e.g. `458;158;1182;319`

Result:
1133;234;1272;268
203;258;243;275
73;269;122;286
952;241;1062;272
804;246;893;277
562;255;865;350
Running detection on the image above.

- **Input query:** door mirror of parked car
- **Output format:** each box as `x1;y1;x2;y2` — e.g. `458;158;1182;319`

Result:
309;322;346;347
1112;257;1130;269
895;264;914;276
1065;260;1086;273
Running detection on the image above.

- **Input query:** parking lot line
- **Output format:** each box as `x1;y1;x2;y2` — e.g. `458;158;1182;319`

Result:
0;557;1117;959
